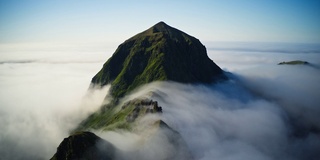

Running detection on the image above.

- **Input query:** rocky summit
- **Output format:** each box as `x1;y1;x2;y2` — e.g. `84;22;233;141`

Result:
91;21;226;98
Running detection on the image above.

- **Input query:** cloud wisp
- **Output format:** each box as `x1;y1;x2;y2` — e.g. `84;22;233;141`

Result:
0;50;111;160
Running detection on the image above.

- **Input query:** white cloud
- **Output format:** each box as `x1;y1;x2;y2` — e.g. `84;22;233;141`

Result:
0;49;111;160
0;42;319;159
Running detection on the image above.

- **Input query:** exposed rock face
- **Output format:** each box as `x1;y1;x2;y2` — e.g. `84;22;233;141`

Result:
50;132;116;160
92;21;226;98
125;99;162;122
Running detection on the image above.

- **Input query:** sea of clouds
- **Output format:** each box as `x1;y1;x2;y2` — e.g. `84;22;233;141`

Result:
0;42;319;160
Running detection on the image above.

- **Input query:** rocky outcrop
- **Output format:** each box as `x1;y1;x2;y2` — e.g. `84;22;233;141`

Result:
125;99;162;122
50;132;116;160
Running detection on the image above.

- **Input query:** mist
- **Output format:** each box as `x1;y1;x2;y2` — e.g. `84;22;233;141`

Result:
0;48;111;159
0;42;319;159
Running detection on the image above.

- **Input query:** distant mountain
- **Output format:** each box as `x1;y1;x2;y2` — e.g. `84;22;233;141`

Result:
91;21;226;98
278;60;309;65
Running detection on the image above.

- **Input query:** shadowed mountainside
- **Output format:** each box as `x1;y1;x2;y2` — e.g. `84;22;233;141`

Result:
91;21;226;98
50;132;116;160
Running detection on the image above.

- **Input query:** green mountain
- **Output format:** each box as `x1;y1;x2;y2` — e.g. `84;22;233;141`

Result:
92;21;226;98
52;22;226;160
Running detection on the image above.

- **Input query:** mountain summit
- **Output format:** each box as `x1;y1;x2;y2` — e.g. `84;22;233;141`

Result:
92;21;226;98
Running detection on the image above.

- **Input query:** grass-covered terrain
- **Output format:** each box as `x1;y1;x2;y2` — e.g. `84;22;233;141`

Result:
75;98;162;132
91;22;226;98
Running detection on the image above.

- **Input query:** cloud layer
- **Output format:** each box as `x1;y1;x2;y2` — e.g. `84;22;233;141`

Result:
0;50;110;159
0;43;319;159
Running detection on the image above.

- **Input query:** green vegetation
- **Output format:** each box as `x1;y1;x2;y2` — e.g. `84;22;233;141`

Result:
75;98;163;132
91;21;226;99
76;101;134;131
278;60;309;65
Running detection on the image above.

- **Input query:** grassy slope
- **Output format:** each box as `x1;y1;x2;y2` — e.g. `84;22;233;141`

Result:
75;98;162;132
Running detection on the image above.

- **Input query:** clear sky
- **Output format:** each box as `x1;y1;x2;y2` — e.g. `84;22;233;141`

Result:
0;0;320;45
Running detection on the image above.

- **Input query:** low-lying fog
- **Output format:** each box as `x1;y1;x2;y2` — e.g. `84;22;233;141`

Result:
0;42;319;160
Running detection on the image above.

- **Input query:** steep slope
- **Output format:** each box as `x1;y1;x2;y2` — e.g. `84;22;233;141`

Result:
92;21;226;98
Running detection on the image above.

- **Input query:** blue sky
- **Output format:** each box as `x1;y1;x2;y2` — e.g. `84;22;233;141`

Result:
0;0;319;45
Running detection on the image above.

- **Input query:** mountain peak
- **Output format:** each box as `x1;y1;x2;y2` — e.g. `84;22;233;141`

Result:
92;22;227;98
151;21;171;33
154;21;168;27
129;21;182;40
155;21;167;25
